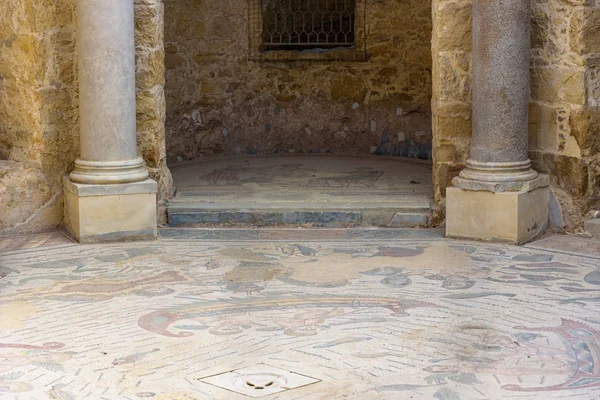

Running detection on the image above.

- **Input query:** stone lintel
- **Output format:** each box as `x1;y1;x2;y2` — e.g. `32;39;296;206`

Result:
452;174;549;193
446;186;550;245
63;177;157;244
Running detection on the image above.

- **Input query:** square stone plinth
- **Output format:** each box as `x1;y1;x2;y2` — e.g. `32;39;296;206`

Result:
446;186;549;244
63;177;157;243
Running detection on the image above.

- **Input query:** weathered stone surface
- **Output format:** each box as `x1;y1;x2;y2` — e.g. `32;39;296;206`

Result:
435;103;472;142
530;151;589;199
1;0;598;234
584;218;600;240
528;102;558;152
587;67;600;107
431;100;471;199
531;5;550;51
433;0;600;229
446;186;550;244
330;76;368;103
63;177;157;243
433;1;472;51
163;0;433;160
530;68;586;106
135;0;173;222
570;8;600;55
431;0;472;203
0;0;171;234
0;19;43;163
0;0;78;234
434;162;463;199
435;52;472;103
453;174;550;193
530;0;572;65
548;189;566;231
569;107;600;157
0;161;59;233
134;0;164;48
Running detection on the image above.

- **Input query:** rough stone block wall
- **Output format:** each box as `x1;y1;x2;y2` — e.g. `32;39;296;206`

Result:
431;0;472;204
135;0;173;223
529;0;600;228
163;0;433;161
2;0;597;234
432;0;600;229
0;0;79;234
0;0;172;234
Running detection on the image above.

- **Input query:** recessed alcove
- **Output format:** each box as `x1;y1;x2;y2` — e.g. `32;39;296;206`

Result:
162;0;434;227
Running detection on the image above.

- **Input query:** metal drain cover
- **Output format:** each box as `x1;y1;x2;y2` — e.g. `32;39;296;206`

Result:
197;364;320;397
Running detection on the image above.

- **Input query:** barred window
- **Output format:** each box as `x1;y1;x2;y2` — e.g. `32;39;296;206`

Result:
248;0;366;61
261;0;356;51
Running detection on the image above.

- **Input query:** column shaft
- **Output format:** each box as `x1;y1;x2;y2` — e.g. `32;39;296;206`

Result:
459;0;537;183
70;0;148;184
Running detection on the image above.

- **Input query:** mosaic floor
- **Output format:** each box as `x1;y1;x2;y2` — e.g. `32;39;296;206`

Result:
0;229;599;399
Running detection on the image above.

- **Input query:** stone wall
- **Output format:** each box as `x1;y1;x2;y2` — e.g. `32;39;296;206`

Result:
0;0;172;234
431;0;472;204
432;0;600;229
529;0;600;228
135;0;173;223
2;0;598;234
163;0;433;161
0;0;79;233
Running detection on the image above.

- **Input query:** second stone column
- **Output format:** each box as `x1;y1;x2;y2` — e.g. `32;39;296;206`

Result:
446;0;550;244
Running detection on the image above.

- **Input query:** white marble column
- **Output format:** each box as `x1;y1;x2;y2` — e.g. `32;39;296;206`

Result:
64;0;157;243
446;0;549;244
70;0;148;184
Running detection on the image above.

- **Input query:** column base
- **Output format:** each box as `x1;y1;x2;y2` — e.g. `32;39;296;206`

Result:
70;157;149;184
459;159;539;183
446;179;549;244
63;176;157;243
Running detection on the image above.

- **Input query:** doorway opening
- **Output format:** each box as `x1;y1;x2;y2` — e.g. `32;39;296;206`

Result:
162;0;433;228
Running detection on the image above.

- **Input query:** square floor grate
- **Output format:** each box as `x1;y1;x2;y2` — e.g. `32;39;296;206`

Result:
197;364;320;397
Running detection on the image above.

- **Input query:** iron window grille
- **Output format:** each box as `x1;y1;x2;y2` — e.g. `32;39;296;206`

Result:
248;0;366;61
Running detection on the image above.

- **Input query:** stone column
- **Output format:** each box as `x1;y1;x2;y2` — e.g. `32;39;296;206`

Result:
446;0;550;244
63;0;157;243
71;0;146;184
460;0;537;184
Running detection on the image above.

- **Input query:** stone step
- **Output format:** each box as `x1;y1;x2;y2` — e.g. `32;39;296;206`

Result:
168;189;432;228
167;155;434;229
167;207;432;228
173;187;431;205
